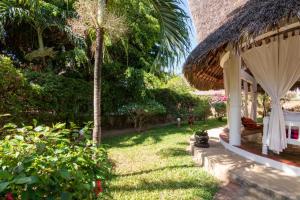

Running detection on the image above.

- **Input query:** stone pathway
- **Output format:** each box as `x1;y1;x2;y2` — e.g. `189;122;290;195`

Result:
189;127;300;200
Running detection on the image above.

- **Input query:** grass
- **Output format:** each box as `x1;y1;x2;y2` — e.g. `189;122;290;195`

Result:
103;119;226;200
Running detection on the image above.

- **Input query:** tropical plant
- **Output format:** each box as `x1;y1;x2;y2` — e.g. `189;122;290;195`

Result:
194;129;208;137
0;122;112;199
70;0;190;145
0;0;78;64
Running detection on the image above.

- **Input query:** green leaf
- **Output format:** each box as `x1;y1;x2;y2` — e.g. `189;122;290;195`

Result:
3;123;17;129
59;169;70;180
15;135;24;141
14;176;39;185
61;192;72;200
0;182;9;193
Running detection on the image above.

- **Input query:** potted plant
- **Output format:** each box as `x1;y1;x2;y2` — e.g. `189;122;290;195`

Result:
194;129;209;148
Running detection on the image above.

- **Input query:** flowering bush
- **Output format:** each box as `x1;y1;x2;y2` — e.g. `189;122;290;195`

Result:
210;94;228;121
0;122;112;199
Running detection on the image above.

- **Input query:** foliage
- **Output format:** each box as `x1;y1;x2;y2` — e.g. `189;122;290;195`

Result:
212;102;226;121
24;71;93;123
107;0;190;72
0;55;30;114
151;88;199;118
210;94;227;121
258;93;271;117
165;76;192;94
194;129;208;137
0;0;80;64
118;100;166;131
0;122;112;199
193;98;212;121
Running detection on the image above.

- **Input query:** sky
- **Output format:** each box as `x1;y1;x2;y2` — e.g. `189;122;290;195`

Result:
175;0;198;74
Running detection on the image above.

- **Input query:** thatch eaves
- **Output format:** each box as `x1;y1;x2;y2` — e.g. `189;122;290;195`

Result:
184;0;300;90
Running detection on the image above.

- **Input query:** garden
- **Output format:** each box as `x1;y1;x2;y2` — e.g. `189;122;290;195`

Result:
0;0;228;199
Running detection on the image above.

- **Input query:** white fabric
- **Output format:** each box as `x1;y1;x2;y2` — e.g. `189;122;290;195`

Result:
284;111;300;122
242;34;300;153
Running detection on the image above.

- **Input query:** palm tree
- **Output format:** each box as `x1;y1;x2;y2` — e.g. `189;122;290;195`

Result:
0;0;74;64
72;0;191;145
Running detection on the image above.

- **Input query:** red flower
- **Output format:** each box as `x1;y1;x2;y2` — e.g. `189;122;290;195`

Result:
95;180;103;196
6;192;14;200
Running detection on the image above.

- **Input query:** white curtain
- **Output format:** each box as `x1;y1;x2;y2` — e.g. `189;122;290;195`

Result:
242;34;300;153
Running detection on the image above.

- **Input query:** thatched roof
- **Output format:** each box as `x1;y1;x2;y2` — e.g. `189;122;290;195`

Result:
184;0;300;90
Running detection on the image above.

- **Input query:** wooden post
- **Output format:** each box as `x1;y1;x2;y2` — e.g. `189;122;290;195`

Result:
243;80;249;117
250;80;258;121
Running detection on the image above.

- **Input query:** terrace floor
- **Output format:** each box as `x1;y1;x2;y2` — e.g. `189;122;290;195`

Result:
190;128;300;200
220;131;300;167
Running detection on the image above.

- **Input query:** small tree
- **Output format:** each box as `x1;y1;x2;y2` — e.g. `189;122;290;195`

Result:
118;100;166;132
0;0;73;64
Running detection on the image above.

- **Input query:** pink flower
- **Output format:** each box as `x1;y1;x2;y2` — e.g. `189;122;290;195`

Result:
6;193;14;200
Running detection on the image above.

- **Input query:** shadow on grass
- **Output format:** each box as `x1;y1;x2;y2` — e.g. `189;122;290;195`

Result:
111;179;217;193
176;141;189;146
118;164;194;177
156;147;188;158
104;119;226;149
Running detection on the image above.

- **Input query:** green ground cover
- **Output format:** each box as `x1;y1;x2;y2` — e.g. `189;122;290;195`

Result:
104;119;226;200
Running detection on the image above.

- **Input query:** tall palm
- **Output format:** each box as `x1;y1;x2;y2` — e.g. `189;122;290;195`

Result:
72;0;191;145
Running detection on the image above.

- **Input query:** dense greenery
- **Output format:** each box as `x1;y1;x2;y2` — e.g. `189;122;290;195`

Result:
0;0;227;198
104;119;226;199
0;0;196;128
0;54;213;129
0;122;112;199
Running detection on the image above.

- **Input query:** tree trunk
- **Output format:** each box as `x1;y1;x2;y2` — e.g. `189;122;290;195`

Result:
37;27;46;65
93;27;104;145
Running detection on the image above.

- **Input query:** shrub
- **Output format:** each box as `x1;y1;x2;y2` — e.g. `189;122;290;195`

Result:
0;55;30;115
193;98;212;121
151;88;199;118
24;71;93;123
212;102;226;121
118;100;166;132
0;123;112;199
210;94;227;121
165;76;192;94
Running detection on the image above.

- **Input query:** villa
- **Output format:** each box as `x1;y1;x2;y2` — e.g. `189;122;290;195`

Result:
184;0;300;192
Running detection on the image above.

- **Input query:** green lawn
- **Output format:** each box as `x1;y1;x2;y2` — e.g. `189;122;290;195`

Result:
103;119;226;200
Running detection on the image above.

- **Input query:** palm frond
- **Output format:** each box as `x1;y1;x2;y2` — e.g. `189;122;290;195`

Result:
148;0;191;72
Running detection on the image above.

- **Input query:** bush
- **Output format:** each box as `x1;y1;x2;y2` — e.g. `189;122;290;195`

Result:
151;88;199;119
25;71;93;123
0;123;112;199
193;98;212;121
212;102;226;121
210;95;227;121
118;100;166;131
0;55;30;115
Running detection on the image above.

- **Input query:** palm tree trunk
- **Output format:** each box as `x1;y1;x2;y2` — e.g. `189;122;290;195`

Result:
92;27;104;145
37;27;46;65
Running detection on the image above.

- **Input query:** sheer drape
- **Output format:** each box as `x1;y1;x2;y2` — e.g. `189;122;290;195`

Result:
242;34;300;153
